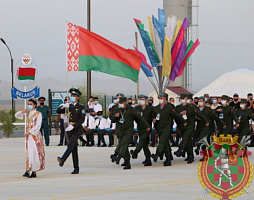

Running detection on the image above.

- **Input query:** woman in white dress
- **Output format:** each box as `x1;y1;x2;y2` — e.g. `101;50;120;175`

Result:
15;98;45;178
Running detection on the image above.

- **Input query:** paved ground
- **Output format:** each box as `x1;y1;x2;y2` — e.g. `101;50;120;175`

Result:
0;135;254;200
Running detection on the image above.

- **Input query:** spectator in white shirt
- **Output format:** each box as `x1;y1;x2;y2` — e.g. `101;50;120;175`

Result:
93;97;102;113
82;108;96;147
95;111;107;147
108;96;118;111
106;109;116;147
87;96;94;109
58;98;69;146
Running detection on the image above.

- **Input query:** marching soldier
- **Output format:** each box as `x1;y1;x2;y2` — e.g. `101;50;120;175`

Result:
57;88;85;174
194;97;226;158
130;94;154;166
109;93;124;162
216;95;239;136
151;93;186;166
111;97;150;170
236;99;254;142
36;96;51;146
174;94;209;164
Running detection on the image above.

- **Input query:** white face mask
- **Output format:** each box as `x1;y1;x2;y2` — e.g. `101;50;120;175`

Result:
132;101;135;105
137;100;141;105
198;102;204;106
180;99;186;104
119;103;125;108
113;99;118;104
221;100;227;105
186;99;191;104
140;100;146;106
159;99;164;104
240;104;245;108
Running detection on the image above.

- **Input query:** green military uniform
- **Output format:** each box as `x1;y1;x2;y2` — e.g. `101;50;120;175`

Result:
236;99;254;142
216;95;239;136
131;101;154;165
111;97;150;169
36;104;50;146
175;94;208;163
152;98;185;165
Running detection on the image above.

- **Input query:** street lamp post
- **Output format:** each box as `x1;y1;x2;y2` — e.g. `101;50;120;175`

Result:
0;38;14;111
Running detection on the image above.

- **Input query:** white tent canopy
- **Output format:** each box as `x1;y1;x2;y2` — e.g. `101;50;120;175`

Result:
195;69;254;98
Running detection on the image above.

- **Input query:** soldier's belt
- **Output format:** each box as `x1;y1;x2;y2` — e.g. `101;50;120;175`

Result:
69;122;75;125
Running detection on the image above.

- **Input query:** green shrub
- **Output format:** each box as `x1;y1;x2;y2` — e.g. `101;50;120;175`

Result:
0;109;16;138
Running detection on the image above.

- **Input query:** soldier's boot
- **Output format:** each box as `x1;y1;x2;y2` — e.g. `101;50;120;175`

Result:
142;160;146;164
151;153;159;162
181;150;186;158
123;160;131;170
170;151;174;161
130;149;138;159
115;155;122;165
110;152;118;163
144;157;152;166
57;157;65;167
159;153;164;160
187;156;194;164
163;158;172;166
195;145;200;155
121;161;126;166
174;147;183;157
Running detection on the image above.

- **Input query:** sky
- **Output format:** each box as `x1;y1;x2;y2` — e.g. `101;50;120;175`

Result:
1;0;254;96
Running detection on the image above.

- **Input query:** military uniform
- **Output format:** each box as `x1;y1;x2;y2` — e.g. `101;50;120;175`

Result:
111;97;150;169
152;98;186;166
216;95;239;136
36;99;50;146
236;99;254;142
175;94;208;163
130;98;154;166
57;88;85;174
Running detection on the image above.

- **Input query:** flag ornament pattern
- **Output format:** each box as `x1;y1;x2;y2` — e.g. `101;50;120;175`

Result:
198;134;253;199
67;23;79;71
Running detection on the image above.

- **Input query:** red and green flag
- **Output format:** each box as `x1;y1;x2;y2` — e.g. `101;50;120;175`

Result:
67;22;142;82
16;67;36;80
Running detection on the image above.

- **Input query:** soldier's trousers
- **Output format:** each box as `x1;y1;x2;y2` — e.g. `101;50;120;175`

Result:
156;130;171;159
179;127;194;157
135;130;151;158
107;129;115;146
237;127;250;143
61;126;83;169
196;126;208;151
119;132;133;161
114;132;121;154
41;119;49;145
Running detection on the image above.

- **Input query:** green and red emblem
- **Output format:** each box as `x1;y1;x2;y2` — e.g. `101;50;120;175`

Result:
198;135;253;199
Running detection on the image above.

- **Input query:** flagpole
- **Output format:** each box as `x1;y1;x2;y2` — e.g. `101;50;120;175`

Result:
135;31;139;97
87;0;91;103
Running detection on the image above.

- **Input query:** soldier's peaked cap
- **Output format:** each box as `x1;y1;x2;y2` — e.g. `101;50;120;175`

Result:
221;95;229;100
158;93;167;98
119;97;127;103
179;93;186;99
69;88;82;96
240;99;247;103
38;96;46;101
138;94;148;99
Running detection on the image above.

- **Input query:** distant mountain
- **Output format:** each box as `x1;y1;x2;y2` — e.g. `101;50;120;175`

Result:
0;76;155;100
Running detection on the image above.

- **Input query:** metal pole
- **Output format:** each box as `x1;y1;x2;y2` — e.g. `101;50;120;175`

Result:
11;58;14;111
135;32;139;97
87;0;92;101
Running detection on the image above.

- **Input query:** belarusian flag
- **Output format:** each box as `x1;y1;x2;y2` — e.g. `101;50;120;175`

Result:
17;67;36;80
67;22;141;82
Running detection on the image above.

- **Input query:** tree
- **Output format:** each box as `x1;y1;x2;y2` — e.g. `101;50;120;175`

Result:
0;109;16;138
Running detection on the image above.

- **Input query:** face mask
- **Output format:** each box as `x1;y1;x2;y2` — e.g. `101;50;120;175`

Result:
27;105;33;111
113;99;118;104
198;102;204;106
212;100;217;104
180;99;186;104
186;99;191;104
119;103;125;108
137;100;141;105
179;101;182;105
99;116;103;119
132;101;135;104
240;104;245;108
221;100;226;105
140;100;146;106
94;101;98;105
205;98;207;102
86;113;91;117
148;102;152;106
70;97;76;103
159;99;164;104
128;102;132;105
194;101;198;105
40;102;44;106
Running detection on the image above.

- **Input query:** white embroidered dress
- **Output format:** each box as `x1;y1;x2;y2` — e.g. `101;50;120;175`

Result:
15;110;45;172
